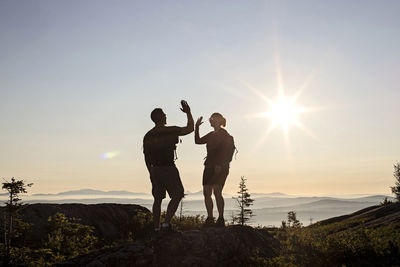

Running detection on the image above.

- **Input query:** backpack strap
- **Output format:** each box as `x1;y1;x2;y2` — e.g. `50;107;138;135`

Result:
234;147;238;160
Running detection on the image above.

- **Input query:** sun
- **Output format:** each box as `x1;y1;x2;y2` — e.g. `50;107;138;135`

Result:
229;44;321;146
249;87;319;145
262;92;303;134
267;95;299;127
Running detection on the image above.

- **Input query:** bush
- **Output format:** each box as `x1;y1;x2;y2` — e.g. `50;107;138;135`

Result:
46;213;98;259
263;222;400;267
129;210;153;239
171;214;206;231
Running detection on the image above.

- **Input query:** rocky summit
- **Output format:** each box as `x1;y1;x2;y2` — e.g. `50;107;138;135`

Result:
56;225;279;267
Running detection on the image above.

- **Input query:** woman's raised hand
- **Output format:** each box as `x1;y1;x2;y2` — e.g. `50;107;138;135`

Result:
195;116;203;128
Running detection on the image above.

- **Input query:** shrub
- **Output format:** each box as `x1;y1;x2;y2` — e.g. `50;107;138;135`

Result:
46;213;97;259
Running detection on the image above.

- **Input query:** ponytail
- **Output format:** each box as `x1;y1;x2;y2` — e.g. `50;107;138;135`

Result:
221;116;226;127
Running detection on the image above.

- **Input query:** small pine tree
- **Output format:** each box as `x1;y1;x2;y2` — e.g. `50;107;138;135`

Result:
380;197;392;206
390;162;400;202
287;211;302;228
280;220;287;229
1;177;33;264
233;176;254;225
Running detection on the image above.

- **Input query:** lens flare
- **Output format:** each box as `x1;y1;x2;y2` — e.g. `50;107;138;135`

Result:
101;151;119;159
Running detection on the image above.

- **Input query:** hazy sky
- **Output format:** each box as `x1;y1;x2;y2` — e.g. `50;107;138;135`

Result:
1;0;399;195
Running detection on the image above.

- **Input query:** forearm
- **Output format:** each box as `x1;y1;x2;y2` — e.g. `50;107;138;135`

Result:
195;126;200;144
181;112;194;135
186;112;194;130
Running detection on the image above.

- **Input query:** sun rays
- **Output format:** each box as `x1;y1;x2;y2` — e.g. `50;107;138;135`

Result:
263;92;301;133
237;65;323;155
249;85;321;150
259;90;312;134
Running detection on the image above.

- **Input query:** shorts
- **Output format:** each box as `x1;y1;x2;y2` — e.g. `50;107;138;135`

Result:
202;165;229;186
150;166;184;199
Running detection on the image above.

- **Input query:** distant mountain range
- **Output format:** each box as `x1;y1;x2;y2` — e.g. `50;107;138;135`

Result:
28;189;388;199
29;189;293;199
32;189;148;196
1;189;393;226
182;194;393;226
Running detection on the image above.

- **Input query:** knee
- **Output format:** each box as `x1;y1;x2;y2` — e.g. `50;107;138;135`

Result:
171;191;184;202
213;188;223;198
203;189;212;198
214;191;223;200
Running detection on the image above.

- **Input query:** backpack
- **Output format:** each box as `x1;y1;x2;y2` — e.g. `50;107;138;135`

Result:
220;131;237;164
143;130;179;166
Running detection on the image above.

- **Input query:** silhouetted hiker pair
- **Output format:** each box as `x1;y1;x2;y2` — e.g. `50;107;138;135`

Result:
143;100;235;231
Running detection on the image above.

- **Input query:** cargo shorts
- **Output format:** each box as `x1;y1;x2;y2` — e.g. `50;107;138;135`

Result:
149;165;184;199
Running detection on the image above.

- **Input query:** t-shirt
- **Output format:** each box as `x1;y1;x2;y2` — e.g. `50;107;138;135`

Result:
202;128;233;166
143;126;181;166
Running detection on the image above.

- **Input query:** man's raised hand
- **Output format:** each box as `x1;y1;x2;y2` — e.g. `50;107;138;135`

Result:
180;100;191;114
195;116;203;128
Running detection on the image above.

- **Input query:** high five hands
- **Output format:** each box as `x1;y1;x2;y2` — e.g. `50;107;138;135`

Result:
180;100;191;114
195;116;203;128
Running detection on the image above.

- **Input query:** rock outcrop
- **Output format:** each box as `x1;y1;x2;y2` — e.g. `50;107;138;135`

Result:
57;225;279;267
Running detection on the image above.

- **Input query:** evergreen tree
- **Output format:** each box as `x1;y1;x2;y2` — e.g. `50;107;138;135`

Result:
281;211;302;229
391;162;400;201
1;177;33;264
287;211;302;228
233;176;254;225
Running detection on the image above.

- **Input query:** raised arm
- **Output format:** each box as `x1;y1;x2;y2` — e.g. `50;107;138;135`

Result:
195;116;209;144
178;100;194;136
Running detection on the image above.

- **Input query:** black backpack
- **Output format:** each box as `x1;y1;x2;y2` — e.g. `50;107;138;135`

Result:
221;131;237;164
143;130;179;165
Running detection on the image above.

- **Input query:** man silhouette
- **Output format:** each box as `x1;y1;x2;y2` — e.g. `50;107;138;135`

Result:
143;100;194;231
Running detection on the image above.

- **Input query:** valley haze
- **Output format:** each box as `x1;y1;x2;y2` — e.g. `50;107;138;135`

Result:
1;189;393;227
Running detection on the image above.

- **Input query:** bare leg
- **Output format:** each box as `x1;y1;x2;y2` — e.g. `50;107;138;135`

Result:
203;185;213;218
213;185;224;219
165;195;183;224
152;198;163;229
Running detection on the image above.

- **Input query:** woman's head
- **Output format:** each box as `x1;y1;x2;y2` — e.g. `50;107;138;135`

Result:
209;112;226;128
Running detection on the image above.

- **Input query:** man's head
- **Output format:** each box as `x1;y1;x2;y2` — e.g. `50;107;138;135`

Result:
151;108;167;125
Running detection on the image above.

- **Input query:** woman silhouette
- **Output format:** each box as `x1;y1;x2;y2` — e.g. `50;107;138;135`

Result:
195;113;234;227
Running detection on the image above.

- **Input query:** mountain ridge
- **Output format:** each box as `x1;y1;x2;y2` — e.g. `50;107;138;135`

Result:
25;188;391;198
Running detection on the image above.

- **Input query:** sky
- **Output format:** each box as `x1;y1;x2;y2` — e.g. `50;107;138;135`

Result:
1;0;399;196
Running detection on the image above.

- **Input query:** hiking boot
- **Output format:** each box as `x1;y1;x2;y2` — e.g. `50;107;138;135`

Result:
203;217;215;228
215;217;225;228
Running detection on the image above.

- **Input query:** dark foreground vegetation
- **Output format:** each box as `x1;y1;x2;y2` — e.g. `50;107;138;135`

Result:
0;201;399;266
0;203;152;266
259;202;400;267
